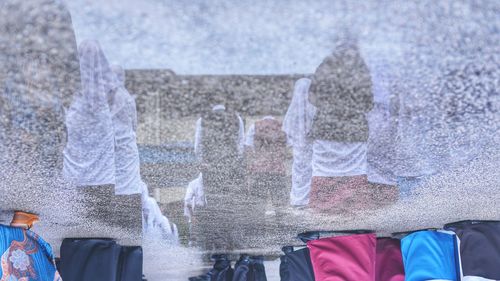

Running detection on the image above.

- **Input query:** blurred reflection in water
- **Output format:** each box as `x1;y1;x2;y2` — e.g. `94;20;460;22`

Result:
282;78;315;207
191;98;246;251
306;37;398;214
0;0;499;279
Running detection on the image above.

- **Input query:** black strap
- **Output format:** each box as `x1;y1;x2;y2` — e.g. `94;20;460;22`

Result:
63;237;115;242
376;236;395;240
281;246;294;254
297;230;374;243
211;254;230;261
444;220;500;230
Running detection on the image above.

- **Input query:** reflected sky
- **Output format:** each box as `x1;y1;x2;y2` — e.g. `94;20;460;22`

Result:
64;0;357;74
63;0;499;76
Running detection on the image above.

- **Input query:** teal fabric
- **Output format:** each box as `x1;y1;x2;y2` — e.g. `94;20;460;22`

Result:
401;230;459;281
0;224;61;281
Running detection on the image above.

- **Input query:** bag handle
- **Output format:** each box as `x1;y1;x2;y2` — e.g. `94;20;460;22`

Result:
297;230;374;243
444;220;500;230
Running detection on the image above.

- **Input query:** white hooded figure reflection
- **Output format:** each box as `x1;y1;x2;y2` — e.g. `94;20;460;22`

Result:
63;40;116;187
184;172;206;223
64;40;142;195
111;64;138;135
108;65;143;196
62;41;142;235
110;64;178;240
282;78;316;207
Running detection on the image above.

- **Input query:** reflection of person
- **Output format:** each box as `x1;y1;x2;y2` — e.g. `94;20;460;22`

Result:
307;39;376;213
183;172;206;222
245;115;288;210
63;41;116;187
107;63;142;196
283;78;316;206
64;42;141;195
111;64;138;133
66;43;141;194
143;196;177;240
194;97;245;188
191;95;246;251
366;64;398;187
110;64;177;240
308;40;373;143
63;41;142;237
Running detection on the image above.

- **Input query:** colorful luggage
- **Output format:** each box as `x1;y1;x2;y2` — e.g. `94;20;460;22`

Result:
445;220;500;280
400;230;460;281
307;233;377;281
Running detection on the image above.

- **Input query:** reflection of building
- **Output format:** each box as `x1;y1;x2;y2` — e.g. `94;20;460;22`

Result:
125;70;308;145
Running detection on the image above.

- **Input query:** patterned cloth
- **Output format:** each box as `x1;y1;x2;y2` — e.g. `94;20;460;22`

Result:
0;224;61;281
